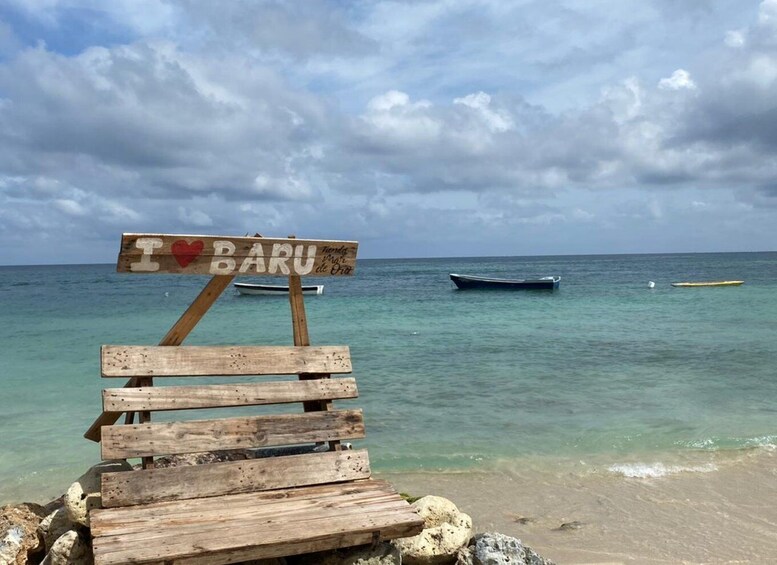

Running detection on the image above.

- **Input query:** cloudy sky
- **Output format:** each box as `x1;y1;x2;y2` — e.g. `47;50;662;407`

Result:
1;0;777;264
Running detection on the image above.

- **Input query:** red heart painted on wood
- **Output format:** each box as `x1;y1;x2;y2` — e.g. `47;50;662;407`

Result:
171;240;204;268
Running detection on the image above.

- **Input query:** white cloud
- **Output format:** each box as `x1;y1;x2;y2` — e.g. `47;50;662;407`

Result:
453;92;514;133
658;69;696;91
54;199;87;216
725;30;746;48
361;90;441;145
758;0;777;29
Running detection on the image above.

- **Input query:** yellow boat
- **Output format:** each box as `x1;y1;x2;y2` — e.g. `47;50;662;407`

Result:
670;281;744;287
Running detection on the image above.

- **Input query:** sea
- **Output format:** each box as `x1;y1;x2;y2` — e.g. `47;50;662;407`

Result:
1;252;776;509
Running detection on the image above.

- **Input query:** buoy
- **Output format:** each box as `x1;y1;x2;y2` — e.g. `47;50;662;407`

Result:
648;281;655;289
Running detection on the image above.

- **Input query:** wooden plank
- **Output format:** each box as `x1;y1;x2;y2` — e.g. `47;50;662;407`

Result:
103;378;358;412
93;480;407;537
101;410;365;459
94;479;397;528
101;345;352;378
101;449;371;507
91;480;423;565
94;508;421;565
84;274;234;442
117;233;357;276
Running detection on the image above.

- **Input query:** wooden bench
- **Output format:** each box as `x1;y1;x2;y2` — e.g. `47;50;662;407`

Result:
85;233;423;565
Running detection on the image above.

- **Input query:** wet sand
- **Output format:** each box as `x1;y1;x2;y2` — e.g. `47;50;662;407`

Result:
384;448;777;564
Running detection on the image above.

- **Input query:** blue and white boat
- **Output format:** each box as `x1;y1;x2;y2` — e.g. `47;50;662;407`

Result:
449;274;560;290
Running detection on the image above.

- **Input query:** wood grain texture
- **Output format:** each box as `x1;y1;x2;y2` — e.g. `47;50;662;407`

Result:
101;410;365;459
289;274;311;348
103;378;358;412
101;449;371;507
84;274;234;442
91;480;423;565
117;233;358;276
101;345;352;377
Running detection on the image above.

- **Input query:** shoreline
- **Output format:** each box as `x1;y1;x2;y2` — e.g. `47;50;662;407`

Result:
3;447;776;563
383;447;777;564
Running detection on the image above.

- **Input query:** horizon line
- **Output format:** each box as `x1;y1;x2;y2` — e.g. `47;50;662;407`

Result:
1;248;776;268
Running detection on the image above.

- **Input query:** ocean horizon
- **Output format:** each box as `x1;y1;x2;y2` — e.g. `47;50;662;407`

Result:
4;248;777;269
2;251;776;504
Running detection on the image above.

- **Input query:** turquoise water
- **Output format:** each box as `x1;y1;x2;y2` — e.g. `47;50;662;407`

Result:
1;253;776;501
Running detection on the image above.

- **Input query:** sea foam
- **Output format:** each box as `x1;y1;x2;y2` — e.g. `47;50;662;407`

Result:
608;462;718;478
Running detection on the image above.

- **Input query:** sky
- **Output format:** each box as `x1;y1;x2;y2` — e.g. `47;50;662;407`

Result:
1;0;777;264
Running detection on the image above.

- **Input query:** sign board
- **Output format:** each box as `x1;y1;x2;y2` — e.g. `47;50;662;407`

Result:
117;233;358;276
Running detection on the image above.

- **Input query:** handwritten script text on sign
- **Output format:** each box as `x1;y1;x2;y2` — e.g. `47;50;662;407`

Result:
130;237;353;276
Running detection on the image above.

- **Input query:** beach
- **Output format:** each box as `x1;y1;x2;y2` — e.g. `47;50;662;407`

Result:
390;448;777;564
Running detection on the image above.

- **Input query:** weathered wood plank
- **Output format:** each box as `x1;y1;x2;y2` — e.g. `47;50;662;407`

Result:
93;480;407;536
94;509;420;565
101;449;371;507
91;480;423;565
84;274;234;442
103;378;358;412
101;345;352;377
117;233;357;276
101;410;365;459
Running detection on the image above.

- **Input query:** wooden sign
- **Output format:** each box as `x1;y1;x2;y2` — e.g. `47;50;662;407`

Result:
117;233;358;276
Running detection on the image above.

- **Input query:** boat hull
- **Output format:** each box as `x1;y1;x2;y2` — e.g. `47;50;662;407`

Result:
234;283;324;296
670;281;744;288
450;274;560;290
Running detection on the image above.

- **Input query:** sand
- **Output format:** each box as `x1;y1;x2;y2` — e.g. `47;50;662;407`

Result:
385;448;777;564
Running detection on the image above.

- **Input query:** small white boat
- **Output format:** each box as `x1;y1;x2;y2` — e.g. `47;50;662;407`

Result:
234;283;324;296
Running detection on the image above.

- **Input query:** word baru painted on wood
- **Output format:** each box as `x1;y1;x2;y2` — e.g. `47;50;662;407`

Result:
117;234;358;276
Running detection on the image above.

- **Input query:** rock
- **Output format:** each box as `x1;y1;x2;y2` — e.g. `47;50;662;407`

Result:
555;521;583;531
43;497;65;516
39;507;77;552
394;495;472;565
40;530;93;565
149;449;257;469
238;559;286;565
505;513;533;525
0;502;47;565
291;542;400;564
455;533;555;565
64;460;133;527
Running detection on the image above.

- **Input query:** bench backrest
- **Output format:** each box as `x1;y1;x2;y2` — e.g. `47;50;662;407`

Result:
99;344;371;508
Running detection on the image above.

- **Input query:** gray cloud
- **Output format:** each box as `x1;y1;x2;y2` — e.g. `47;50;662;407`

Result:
1;0;777;263
171;0;378;59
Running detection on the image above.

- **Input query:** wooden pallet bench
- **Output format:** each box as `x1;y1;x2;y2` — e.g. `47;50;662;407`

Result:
85;233;423;565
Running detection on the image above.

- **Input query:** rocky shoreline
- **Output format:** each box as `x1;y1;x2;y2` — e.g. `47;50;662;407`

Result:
1;459;556;565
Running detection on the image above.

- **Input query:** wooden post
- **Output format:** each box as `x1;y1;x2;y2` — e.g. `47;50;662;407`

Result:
288;236;340;452
137;376;154;469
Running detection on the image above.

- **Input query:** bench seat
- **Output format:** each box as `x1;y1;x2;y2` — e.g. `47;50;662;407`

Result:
91;479;423;565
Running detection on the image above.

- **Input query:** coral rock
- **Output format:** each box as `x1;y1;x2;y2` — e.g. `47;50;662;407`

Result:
64;460;132;527
0;502;47;565
39;507;77;552
456;533;555;565
394;495;472;564
40;530;93;565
